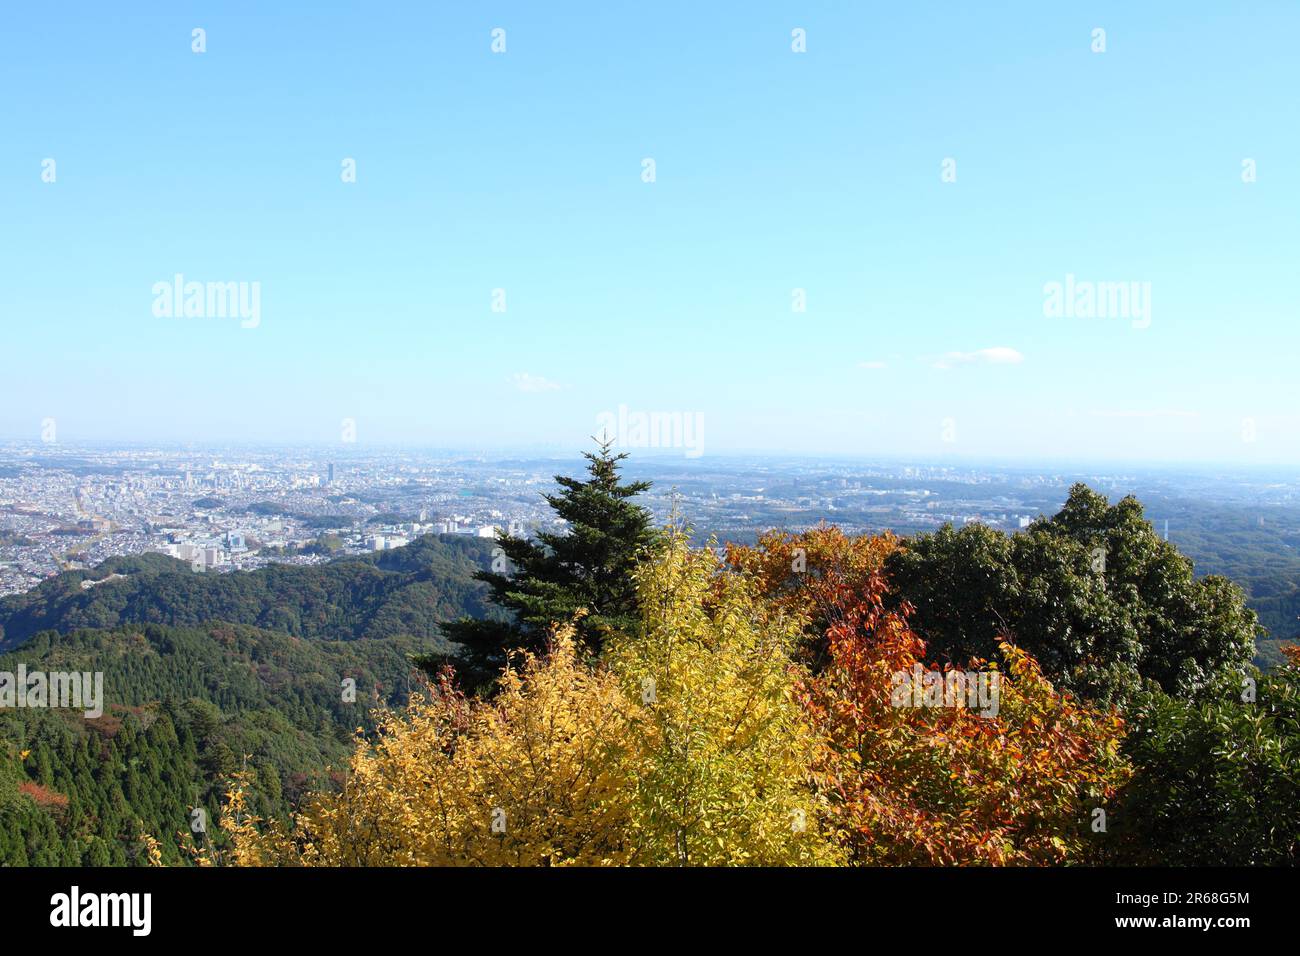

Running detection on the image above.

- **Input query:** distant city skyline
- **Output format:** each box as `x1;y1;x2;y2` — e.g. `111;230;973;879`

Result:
4;437;1299;479
1;435;1297;676
3;3;1297;463
4;433;1300;469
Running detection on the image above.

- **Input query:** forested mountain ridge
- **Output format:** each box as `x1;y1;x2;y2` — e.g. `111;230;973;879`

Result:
0;534;498;653
0;621;430;865
0;533;497;865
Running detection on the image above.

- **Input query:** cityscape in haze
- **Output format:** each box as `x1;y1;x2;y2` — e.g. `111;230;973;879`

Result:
3;440;1298;664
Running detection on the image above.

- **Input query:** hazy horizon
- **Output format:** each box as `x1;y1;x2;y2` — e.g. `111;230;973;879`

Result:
4;434;1300;477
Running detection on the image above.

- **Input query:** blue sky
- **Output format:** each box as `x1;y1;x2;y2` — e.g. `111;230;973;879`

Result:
2;2;1297;464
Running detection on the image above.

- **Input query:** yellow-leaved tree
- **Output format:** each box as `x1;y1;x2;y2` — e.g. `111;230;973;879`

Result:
227;622;643;866
224;530;842;866
603;529;843;866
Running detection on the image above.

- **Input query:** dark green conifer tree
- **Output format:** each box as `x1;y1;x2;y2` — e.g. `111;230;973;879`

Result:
428;440;657;686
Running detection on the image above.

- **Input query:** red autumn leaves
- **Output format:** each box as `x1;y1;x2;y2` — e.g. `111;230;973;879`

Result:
729;527;1129;865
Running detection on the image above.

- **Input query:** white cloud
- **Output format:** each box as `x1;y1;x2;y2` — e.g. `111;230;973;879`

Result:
931;346;1024;370
511;372;563;393
857;360;887;370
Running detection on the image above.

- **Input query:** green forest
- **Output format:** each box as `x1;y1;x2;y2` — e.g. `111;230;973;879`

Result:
0;533;498;865
0;533;499;652
0;622;433;864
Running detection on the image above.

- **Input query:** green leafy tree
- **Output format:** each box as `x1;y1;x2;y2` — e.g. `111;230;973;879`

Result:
431;440;657;686
886;484;1258;705
1106;648;1300;865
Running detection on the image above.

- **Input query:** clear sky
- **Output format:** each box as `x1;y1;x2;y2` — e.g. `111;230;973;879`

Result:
2;2;1297;464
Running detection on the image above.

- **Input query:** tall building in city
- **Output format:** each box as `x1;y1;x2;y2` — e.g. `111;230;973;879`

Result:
327;462;335;485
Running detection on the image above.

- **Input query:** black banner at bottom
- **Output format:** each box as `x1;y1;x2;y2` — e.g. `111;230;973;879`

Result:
0;866;1282;942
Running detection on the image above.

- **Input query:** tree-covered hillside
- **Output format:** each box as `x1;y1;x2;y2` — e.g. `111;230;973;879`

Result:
0;621;429;865
0;535;502;865
0;534;498;653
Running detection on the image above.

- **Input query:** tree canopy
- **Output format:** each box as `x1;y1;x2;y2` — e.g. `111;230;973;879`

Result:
884;484;1259;706
432;440;657;685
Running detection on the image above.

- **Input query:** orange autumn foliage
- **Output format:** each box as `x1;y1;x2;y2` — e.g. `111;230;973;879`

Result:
19;781;69;811
727;526;900;666
727;526;899;619
735;528;1130;865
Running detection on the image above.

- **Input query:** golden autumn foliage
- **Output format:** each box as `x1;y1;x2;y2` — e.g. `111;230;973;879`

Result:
603;529;843;865
224;526;1128;867
230;622;642;865
727;525;900;616
227;532;841;866
139;828;164;868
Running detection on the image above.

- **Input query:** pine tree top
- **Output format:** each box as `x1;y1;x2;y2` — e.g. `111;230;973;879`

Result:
432;440;658;688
